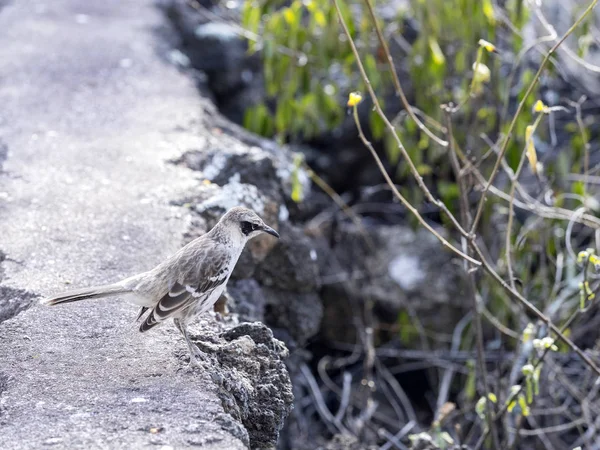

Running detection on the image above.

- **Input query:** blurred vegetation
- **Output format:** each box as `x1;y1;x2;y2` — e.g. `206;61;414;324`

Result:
237;0;600;447
241;0;540;204
241;0;388;141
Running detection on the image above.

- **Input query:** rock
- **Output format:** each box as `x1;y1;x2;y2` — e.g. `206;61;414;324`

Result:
255;222;320;293
320;222;468;344
225;278;323;348
189;320;294;449
177;144;284;202
176;110;310;209
0;285;37;324
226;279;266;323
262;287;323;347
0;139;7;172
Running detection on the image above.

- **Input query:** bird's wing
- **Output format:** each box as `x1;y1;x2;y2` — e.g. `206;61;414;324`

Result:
139;245;231;332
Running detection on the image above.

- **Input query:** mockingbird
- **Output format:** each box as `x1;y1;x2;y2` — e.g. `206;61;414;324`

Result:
42;206;280;363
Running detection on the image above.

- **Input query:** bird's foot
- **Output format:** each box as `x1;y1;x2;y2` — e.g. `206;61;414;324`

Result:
180;346;209;372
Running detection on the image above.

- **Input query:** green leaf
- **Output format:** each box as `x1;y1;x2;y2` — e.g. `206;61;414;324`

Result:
572;180;585;198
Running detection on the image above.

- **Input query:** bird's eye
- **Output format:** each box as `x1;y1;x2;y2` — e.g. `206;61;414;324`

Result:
240;221;255;236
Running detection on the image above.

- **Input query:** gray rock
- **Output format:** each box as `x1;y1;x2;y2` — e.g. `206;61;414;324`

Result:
227;279;266;323
0;285;37;324
0;139;7;172
255;223;320;293
320;223;468;343
177;145;284;202
189;321;294;449
175;110;310;212
262;287;323;347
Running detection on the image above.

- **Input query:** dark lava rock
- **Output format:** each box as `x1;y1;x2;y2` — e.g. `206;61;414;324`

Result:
190;321;295;449
226;279;266;323
319;222;468;344
263;287;322;347
255;222;320;293
178;144;284;204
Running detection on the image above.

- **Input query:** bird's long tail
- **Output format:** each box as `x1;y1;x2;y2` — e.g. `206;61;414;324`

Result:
42;284;131;306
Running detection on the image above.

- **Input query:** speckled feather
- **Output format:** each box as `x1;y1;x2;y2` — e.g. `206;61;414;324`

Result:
138;242;233;331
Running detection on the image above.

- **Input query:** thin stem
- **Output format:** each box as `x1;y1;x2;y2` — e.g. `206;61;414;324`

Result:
567;96;590;199
445;110;501;450
350;106;480;266
305;163;376;251
448;47;484;114
361;0;448;147
506;113;544;292
469;0;599;235
333;0;471;241
470;243;600;377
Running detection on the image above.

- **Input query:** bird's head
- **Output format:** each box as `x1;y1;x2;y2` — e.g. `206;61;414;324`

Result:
218;206;280;242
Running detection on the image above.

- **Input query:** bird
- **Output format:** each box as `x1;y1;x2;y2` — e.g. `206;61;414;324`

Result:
42;206;280;363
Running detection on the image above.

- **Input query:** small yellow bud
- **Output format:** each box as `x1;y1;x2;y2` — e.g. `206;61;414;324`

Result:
525;125;538;175
535;337;558;351
478;39;497;53
472;62;491;84
533;100;548;113
518;395;531;416
578;250;590;264
522;364;534;376
507;400;516;413
347;92;363;107
283;8;295;25
522;323;535;343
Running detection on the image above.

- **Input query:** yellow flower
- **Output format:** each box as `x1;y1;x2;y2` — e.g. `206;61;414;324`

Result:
283;8;293;24
533;100;549;114
478;39;497;53
347;92;363;107
578;250;590;264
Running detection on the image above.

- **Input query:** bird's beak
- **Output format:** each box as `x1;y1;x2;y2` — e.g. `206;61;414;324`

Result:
261;225;280;238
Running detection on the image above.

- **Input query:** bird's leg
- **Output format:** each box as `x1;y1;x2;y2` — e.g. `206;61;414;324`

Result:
173;318;206;366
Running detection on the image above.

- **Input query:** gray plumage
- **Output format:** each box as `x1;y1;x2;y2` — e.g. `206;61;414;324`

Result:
42;206;279;363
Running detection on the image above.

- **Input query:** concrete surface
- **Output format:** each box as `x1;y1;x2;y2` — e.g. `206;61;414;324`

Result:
0;0;247;448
